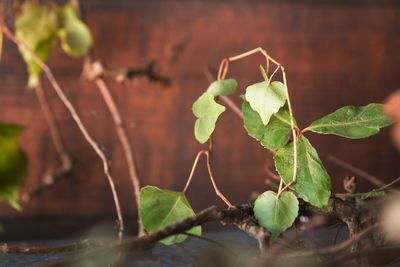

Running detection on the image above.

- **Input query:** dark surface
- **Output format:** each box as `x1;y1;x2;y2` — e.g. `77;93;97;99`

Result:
1;227;399;267
0;0;399;236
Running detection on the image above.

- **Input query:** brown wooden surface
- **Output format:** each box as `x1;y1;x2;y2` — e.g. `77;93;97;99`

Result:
0;1;399;227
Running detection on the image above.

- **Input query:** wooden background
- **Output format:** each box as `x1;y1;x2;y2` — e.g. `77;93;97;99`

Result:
1;0;400;238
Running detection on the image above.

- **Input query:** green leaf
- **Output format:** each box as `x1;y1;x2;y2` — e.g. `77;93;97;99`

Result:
305;103;393;139
242;100;294;150
193;92;225;144
0;123;28;210
139;186;201;245
15;2;58;88
274;136;331;209
58;4;93;57
206;79;237;97
245;80;287;125
253;191;299;240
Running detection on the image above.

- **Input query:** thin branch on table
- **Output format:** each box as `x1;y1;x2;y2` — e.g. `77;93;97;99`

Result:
0;24;125;238
21;81;72;202
325;154;385;187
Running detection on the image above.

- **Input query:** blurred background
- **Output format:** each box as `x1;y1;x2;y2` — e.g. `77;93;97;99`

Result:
0;0;399;240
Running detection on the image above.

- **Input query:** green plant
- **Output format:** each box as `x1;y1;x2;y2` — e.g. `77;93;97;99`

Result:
0;123;27;210
139;48;393;243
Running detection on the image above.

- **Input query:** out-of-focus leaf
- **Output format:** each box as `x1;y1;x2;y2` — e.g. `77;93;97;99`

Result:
274;136;331;209
58;4;92;57
253;191;298;240
15;1;57;88
0;123;28;210
139;186;201;245
305;104;393;139
245;80;286;125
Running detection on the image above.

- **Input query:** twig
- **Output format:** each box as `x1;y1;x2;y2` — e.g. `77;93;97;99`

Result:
21;81;72;202
325;154;385;187
92;74;144;236
182;150;233;207
1;24;125;237
0;239;104;254
76;0;143;236
293;223;381;256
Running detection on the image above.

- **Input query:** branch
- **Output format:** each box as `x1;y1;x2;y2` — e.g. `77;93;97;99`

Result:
22;81;72;202
1;24;125;237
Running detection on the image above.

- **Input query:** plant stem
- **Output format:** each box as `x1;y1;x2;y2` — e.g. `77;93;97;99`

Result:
216;47;298;196
182;150;233;207
93;76;144;236
22;81;72;202
1;24;125;237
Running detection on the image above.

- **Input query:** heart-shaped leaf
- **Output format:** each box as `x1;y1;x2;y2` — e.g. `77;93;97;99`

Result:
305;103;393;139
139;186;201;245
245;80;286;125
274;136;331;209
0;123;28;210
15;2;57;88
58;4;93;57
253;191;299;240
242;100;294;150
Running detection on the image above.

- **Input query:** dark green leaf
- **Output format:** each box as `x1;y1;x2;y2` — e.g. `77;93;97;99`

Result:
274;136;331;208
245;81;286;125
242;100;293;149
253;191;298;240
58;4;93;57
0;123;28;210
206;79;237;97
15;2;57;88
193;92;225;144
139;186;201;245
305;104;393;139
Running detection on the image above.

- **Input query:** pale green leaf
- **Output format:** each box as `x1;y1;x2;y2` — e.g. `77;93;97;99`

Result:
242;100;294;150
305;103;393;139
0;123;28;210
206;79;237;97
193;92;225;144
253;191;298;240
274;136;331;209
58;4;93;57
245;80;287;125
15;2;57;88
139;186;201;245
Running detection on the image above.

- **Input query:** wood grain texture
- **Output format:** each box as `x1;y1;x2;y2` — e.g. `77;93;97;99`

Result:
0;0;399;223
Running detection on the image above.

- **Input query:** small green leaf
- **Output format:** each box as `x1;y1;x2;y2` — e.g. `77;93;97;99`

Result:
274;136;331;209
15;2;57;88
58;4;93;57
206;79;237;97
0;123;28;210
242;100;294;150
259;65;268;81
253;191;299;240
305;103;393;139
139;186;201;245
245;80;286;125
193;92;225;144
